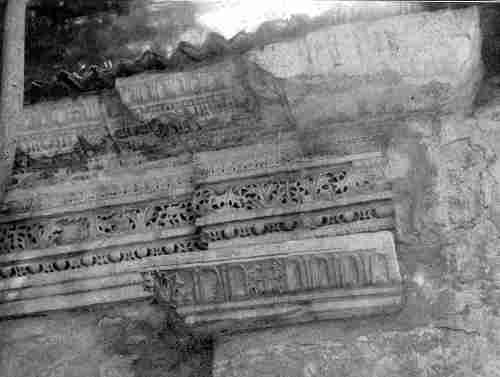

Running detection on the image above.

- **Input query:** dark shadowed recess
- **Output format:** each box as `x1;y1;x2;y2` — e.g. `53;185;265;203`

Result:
0;1;496;104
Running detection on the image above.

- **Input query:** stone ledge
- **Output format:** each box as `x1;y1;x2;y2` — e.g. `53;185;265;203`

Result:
195;150;383;184
3;160;195;222
0;237;199;291
0;283;151;318
0;224;196;264
207;217;395;250
196;191;394;227
181;287;403;334
0;232;401;320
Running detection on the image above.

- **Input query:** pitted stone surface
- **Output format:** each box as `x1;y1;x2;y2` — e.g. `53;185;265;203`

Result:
1;6;500;377
212;74;500;377
214;323;498;377
245;7;482;126
0;301;213;377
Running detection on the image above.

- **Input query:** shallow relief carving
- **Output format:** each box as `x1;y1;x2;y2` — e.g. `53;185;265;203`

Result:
4;160;194;217
200;201;395;245
145;250;393;306
140;231;402;332
0;236;200;280
135;149;399;332
9;58;296;196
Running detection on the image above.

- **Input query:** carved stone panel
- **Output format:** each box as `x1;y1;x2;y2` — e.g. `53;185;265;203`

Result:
145;231;402;333
0;196;196;255
194;156;388;220
193;148;394;254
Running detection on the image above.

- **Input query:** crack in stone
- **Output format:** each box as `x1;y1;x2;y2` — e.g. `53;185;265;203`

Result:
435;324;480;336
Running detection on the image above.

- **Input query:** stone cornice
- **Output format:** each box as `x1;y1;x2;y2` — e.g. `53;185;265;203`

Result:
0;7;484;330
0;146;398;326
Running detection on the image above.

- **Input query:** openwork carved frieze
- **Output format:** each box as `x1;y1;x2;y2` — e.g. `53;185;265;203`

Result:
193;161;387;218
0;196;195;254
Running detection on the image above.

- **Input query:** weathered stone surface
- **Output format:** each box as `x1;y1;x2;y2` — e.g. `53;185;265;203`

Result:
0;301;212;377
213;74;500;377
3;7;500;377
0;138;394;319
0;0;29;204
214;323;500;377
245;7;483;127
147;232;402;334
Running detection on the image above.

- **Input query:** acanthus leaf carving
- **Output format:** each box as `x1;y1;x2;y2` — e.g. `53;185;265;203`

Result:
193;165;383;218
0;197;196;254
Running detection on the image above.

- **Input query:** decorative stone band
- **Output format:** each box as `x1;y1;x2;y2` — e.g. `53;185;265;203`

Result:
0;203;395;319
194;153;388;222
144;231;402;333
4;133;381;220
0;195;196;256
0;200;394;287
0;149;394;318
0;150;390;254
201;199;395;250
3;159;195;221
0;236;200;288
194;150;393;250
0;235;207;317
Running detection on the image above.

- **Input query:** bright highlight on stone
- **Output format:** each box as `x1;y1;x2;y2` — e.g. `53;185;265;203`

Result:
196;0;415;39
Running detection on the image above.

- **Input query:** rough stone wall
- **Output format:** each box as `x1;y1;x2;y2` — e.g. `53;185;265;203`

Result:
212;79;500;377
0;300;213;377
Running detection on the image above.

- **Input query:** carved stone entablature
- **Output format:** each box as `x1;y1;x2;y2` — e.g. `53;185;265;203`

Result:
115;59;254;123
1;8;483;323
9;55;298;196
193;150;394;251
0;235;201;284
3;127;386;221
145;232;402;333
193;158;388;219
0;149;400;320
3;159;194;220
200;200;395;250
20;95;103;136
0;196;196;255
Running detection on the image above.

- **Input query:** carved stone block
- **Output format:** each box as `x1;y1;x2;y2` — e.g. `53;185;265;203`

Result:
146;231;402;333
0;196;196;255
245;7;482;127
